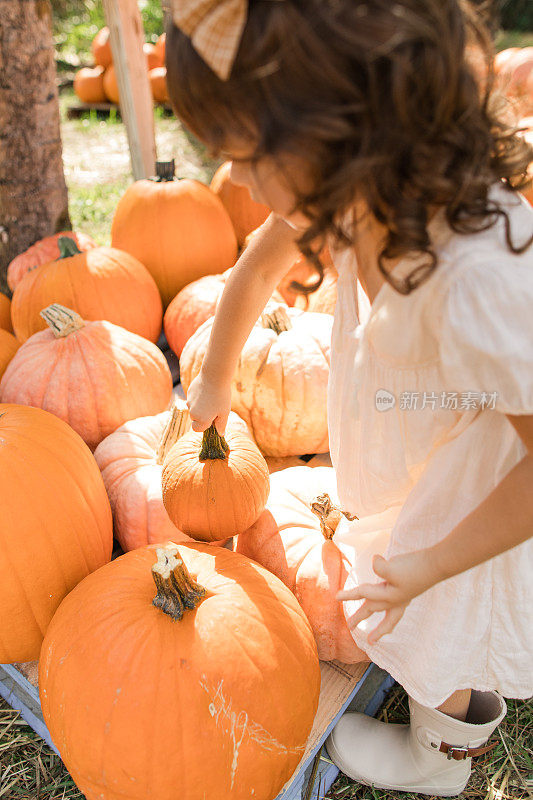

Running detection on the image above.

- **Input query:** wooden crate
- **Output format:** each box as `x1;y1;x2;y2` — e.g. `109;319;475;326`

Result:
0;660;394;799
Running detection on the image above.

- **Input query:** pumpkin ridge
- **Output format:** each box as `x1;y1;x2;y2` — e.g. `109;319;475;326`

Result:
72;324;102;439
13;424;112;565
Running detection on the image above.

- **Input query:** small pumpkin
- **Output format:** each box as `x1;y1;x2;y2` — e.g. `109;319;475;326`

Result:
236;465;367;662
94;401;250;550
40;542;320;800
1;304;173;450
499;47;533;113
103;64;120;104
7;230;97;292
111;161;238;307
0;330;20;380
149;66;169;103
74;66;107;104
180;304;332;457
92;26;113;68
11;237;163;343
519;116;533;206
210;161;271;246
0;293;13;332
162;422;270;541
0;404;112;663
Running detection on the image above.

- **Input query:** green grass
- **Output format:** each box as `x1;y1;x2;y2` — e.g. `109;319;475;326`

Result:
495;30;533;50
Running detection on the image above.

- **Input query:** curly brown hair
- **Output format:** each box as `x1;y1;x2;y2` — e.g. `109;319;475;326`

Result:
165;0;533;295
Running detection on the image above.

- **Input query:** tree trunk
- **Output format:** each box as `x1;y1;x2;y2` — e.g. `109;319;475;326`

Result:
0;0;70;294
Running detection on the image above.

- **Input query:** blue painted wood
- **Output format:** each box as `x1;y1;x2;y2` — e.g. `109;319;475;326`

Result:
0;665;59;755
278;665;395;800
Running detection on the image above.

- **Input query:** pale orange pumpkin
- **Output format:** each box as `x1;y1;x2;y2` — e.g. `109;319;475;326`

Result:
40;542;320;800
236;465;367;662
111;162;238;307
1;305;173;450
7;230;97;291
0;330;20;380
11;238;163;343
210;161;271;246
149;66;169;103
162;423;270;541
180;304;332;456
0;404;113;663
74;66;107;104
103;64;120;104
499;47;533;113
494;47;520;75
92;26;113;68
94;401;250;550
518;116;533;206
0;293;13;332
264;452;332;473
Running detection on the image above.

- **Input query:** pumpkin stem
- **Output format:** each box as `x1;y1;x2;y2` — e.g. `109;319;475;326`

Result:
199;423;229;461
153;160;176;182
261;304;292;334
152;545;206;620
40;304;85;338
156;403;191;465
57;236;83;259
310;493;358;540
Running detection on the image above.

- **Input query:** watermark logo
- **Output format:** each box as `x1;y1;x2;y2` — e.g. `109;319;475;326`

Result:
375;389;396;411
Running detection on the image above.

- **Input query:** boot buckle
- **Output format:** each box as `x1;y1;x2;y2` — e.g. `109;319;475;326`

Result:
446;745;469;761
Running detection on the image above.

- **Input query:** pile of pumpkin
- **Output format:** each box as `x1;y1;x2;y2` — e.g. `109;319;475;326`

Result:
74;26;169;105
0;163;369;800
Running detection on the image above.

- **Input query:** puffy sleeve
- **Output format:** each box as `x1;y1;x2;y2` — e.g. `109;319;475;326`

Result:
439;258;533;414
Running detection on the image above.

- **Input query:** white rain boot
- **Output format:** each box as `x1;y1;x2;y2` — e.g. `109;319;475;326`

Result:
325;689;506;796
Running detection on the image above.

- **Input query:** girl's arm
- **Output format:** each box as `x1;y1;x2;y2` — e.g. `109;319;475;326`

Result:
338;414;533;643
186;212;303;432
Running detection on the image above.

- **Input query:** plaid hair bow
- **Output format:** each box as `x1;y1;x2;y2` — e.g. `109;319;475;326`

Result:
171;0;248;80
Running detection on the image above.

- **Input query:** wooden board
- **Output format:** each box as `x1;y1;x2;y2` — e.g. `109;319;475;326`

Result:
102;0;157;179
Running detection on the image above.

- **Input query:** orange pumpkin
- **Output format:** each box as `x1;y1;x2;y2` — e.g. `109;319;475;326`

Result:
0;330;19;380
94;402;250;550
103;64;120;104
236;465;367;662
11;238;162;343
111;162;238;307
494;47;520;75
162;423;270;541
0;404;112;663
155;32;166;64
74;66;107;104
40;542;320;800
164;268;285;358
144;42;163;70
92;26;113;68
211;161;271;246
0;293;13;332
1;305;173;450
149;66;169;103
7;230;97;291
180;304;332;457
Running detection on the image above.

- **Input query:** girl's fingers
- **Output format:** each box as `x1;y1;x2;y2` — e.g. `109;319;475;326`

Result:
367;607;405;644
346;600;383;630
337;582;391;604
190;419;210;432
372;554;390;579
214;413;229;436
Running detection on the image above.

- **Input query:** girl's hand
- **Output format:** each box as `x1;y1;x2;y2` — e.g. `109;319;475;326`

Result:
185;371;232;434
336;549;440;645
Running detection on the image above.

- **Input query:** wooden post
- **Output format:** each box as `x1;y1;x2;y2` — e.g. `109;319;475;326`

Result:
102;0;157;180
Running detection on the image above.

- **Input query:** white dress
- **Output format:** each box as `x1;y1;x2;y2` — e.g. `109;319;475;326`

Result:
327;183;533;708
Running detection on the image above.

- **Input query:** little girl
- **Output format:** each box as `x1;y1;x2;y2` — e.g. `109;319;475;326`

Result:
165;0;533;795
